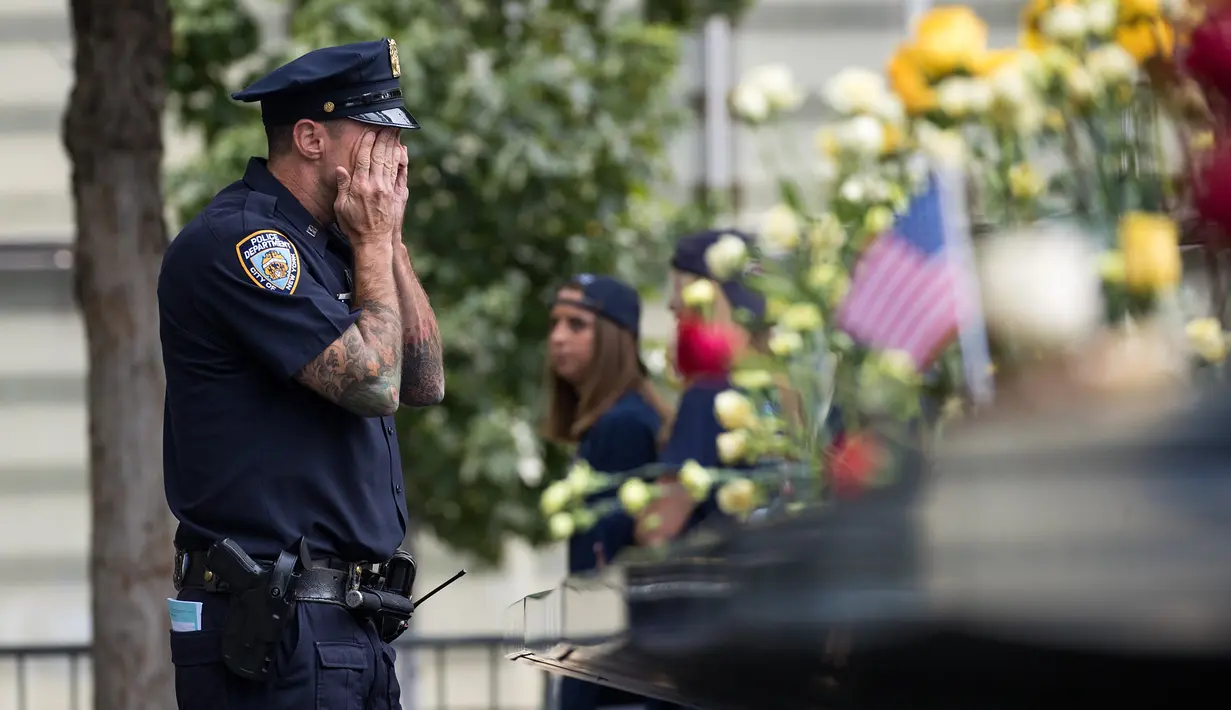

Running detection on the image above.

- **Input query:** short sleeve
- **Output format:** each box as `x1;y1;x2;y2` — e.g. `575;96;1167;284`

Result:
583;410;658;475
193;228;359;379
659;386;724;468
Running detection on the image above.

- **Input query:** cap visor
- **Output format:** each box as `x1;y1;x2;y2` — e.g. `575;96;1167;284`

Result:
349;106;420;130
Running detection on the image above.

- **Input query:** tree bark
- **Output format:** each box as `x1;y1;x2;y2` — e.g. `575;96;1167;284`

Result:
63;0;175;708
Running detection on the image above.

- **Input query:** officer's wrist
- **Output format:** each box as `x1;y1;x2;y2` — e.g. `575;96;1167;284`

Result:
353;241;395;259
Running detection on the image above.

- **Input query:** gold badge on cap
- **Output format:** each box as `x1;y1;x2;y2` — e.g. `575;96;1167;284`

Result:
323;101;335;113
388;39;401;78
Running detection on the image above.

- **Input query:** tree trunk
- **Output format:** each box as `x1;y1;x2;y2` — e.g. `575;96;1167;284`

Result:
63;0;176;708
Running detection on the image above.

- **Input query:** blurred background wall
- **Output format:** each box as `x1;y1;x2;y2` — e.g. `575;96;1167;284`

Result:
0;0;1024;708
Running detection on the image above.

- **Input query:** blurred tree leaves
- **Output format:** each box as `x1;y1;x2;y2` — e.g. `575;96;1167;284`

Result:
167;0;719;564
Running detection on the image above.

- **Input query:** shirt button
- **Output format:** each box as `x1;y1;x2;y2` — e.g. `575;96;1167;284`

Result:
395;485;403;493
385;426;394;435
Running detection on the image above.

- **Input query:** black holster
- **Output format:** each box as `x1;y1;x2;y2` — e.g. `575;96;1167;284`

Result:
345;548;417;643
206;538;301;682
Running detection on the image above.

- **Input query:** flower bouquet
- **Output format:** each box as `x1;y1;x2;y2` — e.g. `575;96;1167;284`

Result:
540;0;1231;547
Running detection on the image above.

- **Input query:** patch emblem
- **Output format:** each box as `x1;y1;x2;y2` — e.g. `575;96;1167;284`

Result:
235;230;301;293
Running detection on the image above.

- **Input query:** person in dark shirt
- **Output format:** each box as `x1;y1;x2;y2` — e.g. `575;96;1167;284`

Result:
159;39;443;710
540;274;672;710
637;230;773;546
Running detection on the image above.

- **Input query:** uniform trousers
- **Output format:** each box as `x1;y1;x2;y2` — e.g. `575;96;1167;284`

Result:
169;587;401;710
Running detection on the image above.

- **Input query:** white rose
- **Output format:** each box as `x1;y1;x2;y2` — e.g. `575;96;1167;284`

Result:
965;79;994;114
679;460;714;501
747;63;805;113
761;204;802;251
730;369;775;389
1064;65;1096;103
716;430;750;465
977;226;1104;349
714;390;757;430
990;64;1034;108
833;115;886;158
730;83;770;123
617;477;652;515
1086;44;1138;87
539;481;573;516
1186;318;1228;363
643;347;668;376
860;174;892;203
839;177;866;204
936;77;973;118
873;93;906;125
768;329;805;356
716;478;759;516
681;279;716;308
1014;103;1046;136
936;78;992;119
1085;0;1118;37
916;122;966;167
823;67;885;113
1161;0;1189;21
565;461;594;496
1041;4;1088;42
703;233;749;280
548;512;575;541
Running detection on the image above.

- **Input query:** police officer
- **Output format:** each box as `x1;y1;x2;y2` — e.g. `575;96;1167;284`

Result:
158;38;444;710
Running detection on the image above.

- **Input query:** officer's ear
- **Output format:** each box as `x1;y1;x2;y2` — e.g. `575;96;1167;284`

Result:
291;119;329;161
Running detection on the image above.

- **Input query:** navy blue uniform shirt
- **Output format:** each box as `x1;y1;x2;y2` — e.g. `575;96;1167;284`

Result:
568;390;660;573
658;376;750;533
159;157;408;562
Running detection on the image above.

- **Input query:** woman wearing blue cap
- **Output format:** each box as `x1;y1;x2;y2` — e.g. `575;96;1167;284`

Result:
541;274;674;710
634;230;775;545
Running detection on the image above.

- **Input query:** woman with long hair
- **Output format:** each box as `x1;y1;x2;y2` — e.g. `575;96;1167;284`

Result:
542;274;674;710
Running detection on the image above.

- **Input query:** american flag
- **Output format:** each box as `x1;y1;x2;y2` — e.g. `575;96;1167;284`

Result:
836;175;968;370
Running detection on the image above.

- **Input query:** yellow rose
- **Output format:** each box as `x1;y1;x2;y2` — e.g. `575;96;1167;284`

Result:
714;390;757;430
1119;0;1162;22
1116;19;1175;63
887;46;938;115
975;48;1025;77
911;6;989;78
1118;211;1181;293
1186;317;1228;363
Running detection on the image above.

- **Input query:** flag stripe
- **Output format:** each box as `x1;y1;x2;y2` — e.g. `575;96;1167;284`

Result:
836;176;965;370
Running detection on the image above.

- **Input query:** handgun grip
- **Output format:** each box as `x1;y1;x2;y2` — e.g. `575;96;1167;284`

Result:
208;538;264;591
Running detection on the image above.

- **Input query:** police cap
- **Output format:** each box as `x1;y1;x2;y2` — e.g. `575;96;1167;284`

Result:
232;38;420;130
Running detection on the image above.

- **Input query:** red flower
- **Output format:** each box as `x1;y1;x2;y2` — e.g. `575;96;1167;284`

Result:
1184;9;1231;110
1193;143;1231;238
827;433;883;498
674;317;738;379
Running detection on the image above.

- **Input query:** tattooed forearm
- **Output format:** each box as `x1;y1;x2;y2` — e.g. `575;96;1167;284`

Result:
295;244;404;416
393;247;445;406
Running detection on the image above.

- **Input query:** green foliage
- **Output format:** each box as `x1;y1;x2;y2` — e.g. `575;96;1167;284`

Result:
167;0;719;564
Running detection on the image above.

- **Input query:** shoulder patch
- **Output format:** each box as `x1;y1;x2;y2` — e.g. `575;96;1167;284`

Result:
235;230;301;293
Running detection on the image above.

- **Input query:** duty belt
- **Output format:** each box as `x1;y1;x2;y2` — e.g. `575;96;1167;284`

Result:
175;548;362;606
